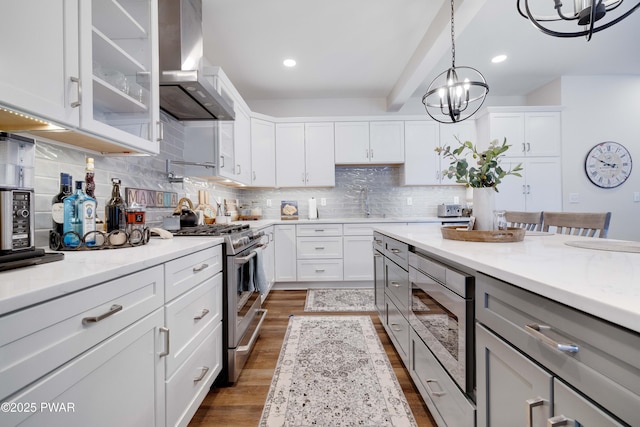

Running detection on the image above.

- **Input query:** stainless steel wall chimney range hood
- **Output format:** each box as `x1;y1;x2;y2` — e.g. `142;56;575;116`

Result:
158;0;235;121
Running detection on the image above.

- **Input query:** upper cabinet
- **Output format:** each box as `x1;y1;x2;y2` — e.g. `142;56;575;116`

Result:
477;108;561;157
335;121;404;164
0;0;160;155
250;118;276;187
275;122;335;187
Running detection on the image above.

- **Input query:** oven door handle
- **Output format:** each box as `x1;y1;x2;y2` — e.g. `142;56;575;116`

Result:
234;251;257;265
237;309;268;354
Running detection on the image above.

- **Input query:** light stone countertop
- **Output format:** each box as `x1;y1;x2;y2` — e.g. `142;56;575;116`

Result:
234;216;468;230
0;237;223;315
374;224;640;334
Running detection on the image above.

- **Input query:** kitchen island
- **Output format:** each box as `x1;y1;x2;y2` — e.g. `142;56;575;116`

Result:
374;223;639;427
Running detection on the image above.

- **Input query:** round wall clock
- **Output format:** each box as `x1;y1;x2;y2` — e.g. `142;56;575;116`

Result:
584;141;632;188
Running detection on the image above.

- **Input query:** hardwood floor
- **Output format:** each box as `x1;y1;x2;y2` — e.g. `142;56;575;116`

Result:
189;290;437;427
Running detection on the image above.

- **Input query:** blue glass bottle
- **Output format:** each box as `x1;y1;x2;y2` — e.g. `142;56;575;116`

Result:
63;181;97;247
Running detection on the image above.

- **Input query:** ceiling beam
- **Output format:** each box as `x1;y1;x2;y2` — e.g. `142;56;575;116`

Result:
386;0;488;112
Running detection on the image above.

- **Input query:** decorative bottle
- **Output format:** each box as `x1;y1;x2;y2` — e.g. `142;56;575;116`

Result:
51;172;72;236
63;181;97;247
85;157;95;199
105;178;127;233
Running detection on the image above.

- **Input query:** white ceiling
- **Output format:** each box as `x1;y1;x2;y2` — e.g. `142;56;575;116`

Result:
201;0;640;111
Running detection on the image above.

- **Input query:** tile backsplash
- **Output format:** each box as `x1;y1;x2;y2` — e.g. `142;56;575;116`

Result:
33;114;466;247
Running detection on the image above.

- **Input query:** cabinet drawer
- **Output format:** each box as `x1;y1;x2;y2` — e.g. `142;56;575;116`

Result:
164;272;223;378
296;223;342;236
297;259;344;281
386;298;409;364
410;328;475;427
166;321;222;427
164;245;222;301
384;236;408;270
476;273;640;426
385;258;409;314
296;236;343;259
0;265;164;401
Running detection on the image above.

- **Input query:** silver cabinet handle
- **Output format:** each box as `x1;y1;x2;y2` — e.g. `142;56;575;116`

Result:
526;397;546;427
425;379;446;397
314;229;325;232
70;76;81;108
159;327;170;357
522;184;527;194
220;155;225;168
374;239;382;244
525;323;579;353
253;171;256;181
156;121;164;142
527;142;531;152
390;248;400;254
373;253;382;257
315;269;325;273
301;172;305;183
370;148;374;158
547;415;570;427
390;323;402;332
82;304;122;324
236;164;241;175
522;142;526;152
193;366;210;383
193;263;209;273
194;309;210;321
526;184;531;194
314;246;325;250
366;148;370;159
390;281;401;288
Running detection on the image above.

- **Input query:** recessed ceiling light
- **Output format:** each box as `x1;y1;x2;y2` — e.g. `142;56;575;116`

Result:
283;58;297;67
491;55;507;64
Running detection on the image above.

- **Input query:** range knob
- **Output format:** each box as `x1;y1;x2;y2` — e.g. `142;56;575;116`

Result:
16;208;30;218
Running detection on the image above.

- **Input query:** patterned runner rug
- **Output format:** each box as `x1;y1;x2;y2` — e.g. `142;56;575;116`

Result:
304;288;375;312
259;316;417;427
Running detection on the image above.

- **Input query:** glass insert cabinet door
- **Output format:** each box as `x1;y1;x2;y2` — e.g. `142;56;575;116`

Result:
79;0;160;154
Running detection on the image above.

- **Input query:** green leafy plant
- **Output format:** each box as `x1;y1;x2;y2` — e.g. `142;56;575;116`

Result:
435;137;523;191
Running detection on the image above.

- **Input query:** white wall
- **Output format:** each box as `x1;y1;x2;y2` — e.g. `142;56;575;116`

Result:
560;75;640;241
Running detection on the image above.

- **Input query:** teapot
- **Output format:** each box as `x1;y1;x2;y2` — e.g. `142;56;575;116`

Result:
173;197;198;228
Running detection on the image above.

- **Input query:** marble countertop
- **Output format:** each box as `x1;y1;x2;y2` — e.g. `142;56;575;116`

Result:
0;237;223;316
374;224;640;334
234;216;468;230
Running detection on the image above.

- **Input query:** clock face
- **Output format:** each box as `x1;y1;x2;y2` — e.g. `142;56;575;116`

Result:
585;141;632;188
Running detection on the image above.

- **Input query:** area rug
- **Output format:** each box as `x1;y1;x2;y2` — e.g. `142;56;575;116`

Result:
304;288;375;312
259;315;417;427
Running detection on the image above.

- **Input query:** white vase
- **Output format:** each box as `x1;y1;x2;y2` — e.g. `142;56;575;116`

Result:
472;187;495;231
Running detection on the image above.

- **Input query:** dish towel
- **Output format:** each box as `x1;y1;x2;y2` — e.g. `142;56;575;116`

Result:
252;246;268;295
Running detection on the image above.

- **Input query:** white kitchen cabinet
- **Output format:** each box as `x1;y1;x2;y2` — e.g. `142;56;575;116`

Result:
401;120;476;185
274;224;297;281
250;118;276;187
495;157;562;212
478;109;561;157
342;223;387;281
1;0;160;154
335;121;404;164
275;122;335;187
233;104;252;184
0;0;79;128
261;226;275;300
296;224;343;281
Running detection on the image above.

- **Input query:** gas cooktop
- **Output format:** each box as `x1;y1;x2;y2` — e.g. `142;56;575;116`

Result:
171;224;250;236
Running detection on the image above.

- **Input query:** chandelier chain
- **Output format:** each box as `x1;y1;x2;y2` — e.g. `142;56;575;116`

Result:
450;0;455;67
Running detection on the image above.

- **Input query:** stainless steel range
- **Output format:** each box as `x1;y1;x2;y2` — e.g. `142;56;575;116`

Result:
173;223;268;384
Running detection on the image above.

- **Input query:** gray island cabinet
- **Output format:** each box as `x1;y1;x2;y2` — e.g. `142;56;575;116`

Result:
373;224;640;427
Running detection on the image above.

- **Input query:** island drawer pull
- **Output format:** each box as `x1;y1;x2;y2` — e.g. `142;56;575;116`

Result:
425;379;446;397
547;415;571;427
193;366;210;383
314;246;325;250
82;304;122;324
390;281;401;288
315;269;326;273
194;309;210;321
159;327;170;357
526;397;546;427
193;263;209;273
525;323;579;353
390;248;401;254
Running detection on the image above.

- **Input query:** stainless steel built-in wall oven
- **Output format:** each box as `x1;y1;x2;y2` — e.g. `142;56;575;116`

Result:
172;224;268;384
408;251;475;399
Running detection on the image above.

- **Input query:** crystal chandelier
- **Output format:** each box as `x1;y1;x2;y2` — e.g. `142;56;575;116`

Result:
517;0;640;41
422;0;489;124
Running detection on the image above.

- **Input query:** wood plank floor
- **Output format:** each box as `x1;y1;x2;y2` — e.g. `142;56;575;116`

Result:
189;290;437;427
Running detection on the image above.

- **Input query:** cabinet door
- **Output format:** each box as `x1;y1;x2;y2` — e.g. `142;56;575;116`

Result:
525;112;561;157
476;323;553;427
495;157;527;211
0;0;79;127
275;123;306;187
78;0;160;154
334;121;370;164
402;121;440;185
234;105;252;184
183;123;216;177
274;224;297;281
523;157;562;212
343;235;374;281
305;122;335;186
553;379;624;427
250;118;276;187
489;112;526;156
440;121;477;184
369;121;404;164
218;121;235;179
3;310;165;427
262;227;275;298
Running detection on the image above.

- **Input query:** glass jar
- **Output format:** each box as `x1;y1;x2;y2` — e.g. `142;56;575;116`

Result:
494;210;507;231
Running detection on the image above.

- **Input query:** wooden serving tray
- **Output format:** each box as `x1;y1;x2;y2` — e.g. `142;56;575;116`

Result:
441;225;525;242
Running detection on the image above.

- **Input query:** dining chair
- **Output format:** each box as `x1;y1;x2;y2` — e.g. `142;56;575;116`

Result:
504;211;543;231
541;212;612;238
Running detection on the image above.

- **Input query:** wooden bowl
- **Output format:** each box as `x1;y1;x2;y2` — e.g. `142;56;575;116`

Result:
441;225;525;242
